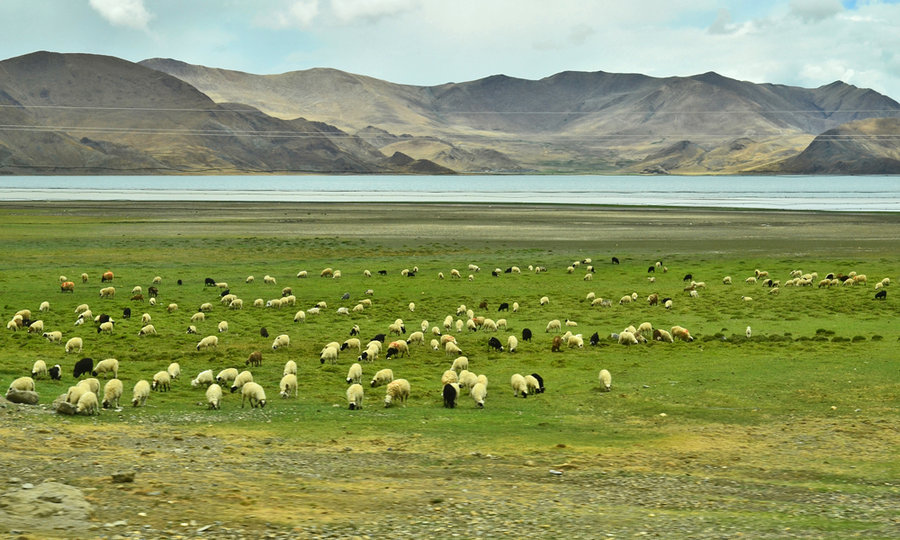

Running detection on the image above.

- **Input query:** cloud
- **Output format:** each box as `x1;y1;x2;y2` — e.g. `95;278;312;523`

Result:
330;0;419;23
789;0;843;22
256;0;320;29
89;0;152;30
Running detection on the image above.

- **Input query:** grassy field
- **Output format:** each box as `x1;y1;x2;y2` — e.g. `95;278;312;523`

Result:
0;201;898;539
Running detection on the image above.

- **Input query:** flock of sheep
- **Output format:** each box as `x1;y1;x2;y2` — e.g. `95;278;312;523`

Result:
3;258;888;416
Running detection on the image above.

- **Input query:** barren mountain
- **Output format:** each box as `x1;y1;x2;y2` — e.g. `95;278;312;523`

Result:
141;58;900;173
0;52;451;175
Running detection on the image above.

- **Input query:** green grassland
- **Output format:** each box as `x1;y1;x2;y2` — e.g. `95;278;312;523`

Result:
0;202;898;538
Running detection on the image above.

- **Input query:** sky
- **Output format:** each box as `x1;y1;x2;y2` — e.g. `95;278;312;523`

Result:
1;0;898;100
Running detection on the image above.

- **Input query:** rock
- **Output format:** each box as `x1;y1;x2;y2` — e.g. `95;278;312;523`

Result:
5;389;39;405
52;394;77;415
0;481;93;534
111;472;135;483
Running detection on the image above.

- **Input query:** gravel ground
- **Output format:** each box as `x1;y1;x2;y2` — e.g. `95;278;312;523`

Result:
1;399;898;539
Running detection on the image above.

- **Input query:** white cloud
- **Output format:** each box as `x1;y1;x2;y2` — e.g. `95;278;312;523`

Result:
256;0;320;29
89;0;152;30
330;0;419;23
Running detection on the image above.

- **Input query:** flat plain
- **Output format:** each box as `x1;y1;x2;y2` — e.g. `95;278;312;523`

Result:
0;201;898;539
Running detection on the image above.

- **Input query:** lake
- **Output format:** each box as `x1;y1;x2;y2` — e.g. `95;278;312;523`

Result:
1;175;898;212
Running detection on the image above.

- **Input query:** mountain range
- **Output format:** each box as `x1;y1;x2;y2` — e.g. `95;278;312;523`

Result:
1;51;898;175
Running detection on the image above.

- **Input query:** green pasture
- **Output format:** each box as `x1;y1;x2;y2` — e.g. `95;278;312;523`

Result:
0;202;898;536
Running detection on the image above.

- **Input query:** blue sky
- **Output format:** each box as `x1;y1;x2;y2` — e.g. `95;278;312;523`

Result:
1;0;898;100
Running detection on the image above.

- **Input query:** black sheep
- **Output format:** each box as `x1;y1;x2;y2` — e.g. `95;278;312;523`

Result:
497;302;509;312
97;314;111;324
491;270;500;277
377;270;387;275
442;383;458;408
530;373;546;393
260;327;269;338
371;333;386;343
73;357;93;378
48;364;62;381
122;307;131;319
521;328;532;342
219;288;230;297
683;273;693;281
875;290;887;300
204;277;215;286
341;292;351;300
589;332;600;346
488;336;504;351
148;286;159;298
648;266;655;273
611;257;619;264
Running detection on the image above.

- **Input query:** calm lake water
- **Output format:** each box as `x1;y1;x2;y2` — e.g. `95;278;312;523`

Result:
1;175;898;212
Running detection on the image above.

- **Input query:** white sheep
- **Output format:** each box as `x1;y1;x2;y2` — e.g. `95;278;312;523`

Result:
346;363;362;384
77;377;100;395
450;355;469;373
471;382;487;408
272;334;291;350
654;329;674;343
152;371;171;392
186;325;198;335
148;298;157;306
230;370;253;393
540;296;549;306
347;383;364;410
342;338;361;353
217;320;229;333
99;286;116;298
723;276;732;285
206;383;223;409
229;299;243;310
384;378;410;407
507;335;518;353
196;335;218;351
407;331;425;345
141;313;152;325
445;341;462;356
510;374;528;398
241;382;267;408
65;384;87;405
39;301;50;312
191;369;214;388
74;303;90;314
8;376;35;393
31;360;48;379
253;298;265;308
370;368;394;388
167;303;179;313
131;285;142;295
598;369;612;391
430;338;440;350
512;301;519;312
476;374;488;388
131;380;151;406
545;319;561;333
297;270;308;278
567;334;584;348
320;345;339;365
92;358;119;379
441;369;459;386
280;374;298;398
76;391;99;415
264;274;277;284
65;337;83;354
618;331;639;345
191;312;206;323
283;360;298;377
671;326;694;342
167;362;181;380
746;326;752;338
138;324;157;336
524;375;541;395
43;330;63;342
293;310;306;323
216;368;239;385
102;379;124;408
664;299;673;309
458;370;478;391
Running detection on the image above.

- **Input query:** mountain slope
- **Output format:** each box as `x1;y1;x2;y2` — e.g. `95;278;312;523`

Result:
0;52;450;174
767;118;900;174
139;58;900;173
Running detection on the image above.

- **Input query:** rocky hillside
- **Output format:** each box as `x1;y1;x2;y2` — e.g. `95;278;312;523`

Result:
0;52;451;175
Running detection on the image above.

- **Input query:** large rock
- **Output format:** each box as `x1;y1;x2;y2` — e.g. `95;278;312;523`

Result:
4;389;39;405
0;481;93;535
51;394;77;415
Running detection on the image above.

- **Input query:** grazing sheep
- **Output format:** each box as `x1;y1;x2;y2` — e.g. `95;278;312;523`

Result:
76;391;99;415
138;324;157;336
458;370;478;391
618;331;639;345
358;342;380;363
131;380;151;407
567;334;584;348
167;362;181;380
246;351;263;367
741;296;753;302
671;326;694;342
487;336;504;352
540;296;550;306
524;375;541;395
186;325;198;335
99;286;116;298
102;379;124;408
241;382;267;408
442;383;460;408
445;341;462;356
65;337;83;354
551;335;562;352
29;360;48;380
370;368;394;388
441;369;459;386
545;319;561;333
430;338;440;350
283;360;298;377
507;335;518;353
664;299;673;310
8;376;35;393
321;344;340;365
191;369;214;388
471;382;487;408
875;289;887;300
95;320;114;335
91;358;119;379
598;369;612;392
346;363;363;384
455;319;464;333
230;371;253;393
206;383;223;409
347;383;364;410
196;335;218;351
653;328;674;343
746;326;752;338
384;378;410;407
529;373;545;393
280;374;299;398
406;331;425;346
510;374;528;398
80;273;89;283
152;371;171;392
272;334;291;350
216;368;239;386
385;340;410;360
217;321;229;333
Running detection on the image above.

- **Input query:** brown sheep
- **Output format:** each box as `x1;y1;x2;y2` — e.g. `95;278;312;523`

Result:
551;335;562;352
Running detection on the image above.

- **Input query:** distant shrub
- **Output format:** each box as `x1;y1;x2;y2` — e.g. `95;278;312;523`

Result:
831;336;849;343
871;335;883;341
812;336;829;342
816;328;836;336
851;335;866;343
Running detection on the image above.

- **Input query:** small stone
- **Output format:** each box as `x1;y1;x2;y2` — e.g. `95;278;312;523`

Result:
22;483;34;489
111;472;135;483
